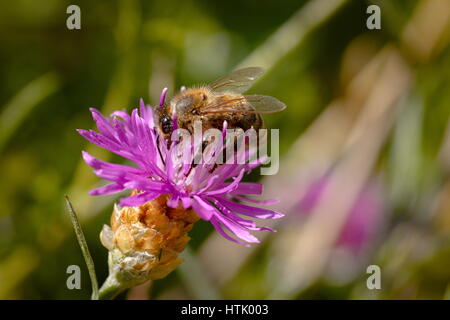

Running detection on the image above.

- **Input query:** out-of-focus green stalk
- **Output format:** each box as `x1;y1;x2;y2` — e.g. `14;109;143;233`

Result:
389;95;423;207
178;247;221;300
65;195;99;300
0;72;60;152
236;0;348;70
0;246;39;299
67;0;141;220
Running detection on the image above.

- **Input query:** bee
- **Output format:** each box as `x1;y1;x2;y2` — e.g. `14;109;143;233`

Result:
157;67;286;139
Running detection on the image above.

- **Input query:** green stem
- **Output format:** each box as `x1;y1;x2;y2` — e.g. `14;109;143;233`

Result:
0;72;60;153
98;274;127;300
65;195;99;300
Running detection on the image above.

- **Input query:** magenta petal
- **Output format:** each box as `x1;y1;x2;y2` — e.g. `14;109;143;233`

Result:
119;192;159;207
191;196;215;220
139;101;155;129
159;88;168;108
81;151;145;185
217;197;284;219
123;179;170;193
210;217;251;247
89;183;124;196
82;151;139;172
167;195;180;208
249;226;276;232
111;110;130;121
90;108;118;141
204;169;245;196
181;197;193;209
234;195;279;205
212;213;260;244
229;182;263;195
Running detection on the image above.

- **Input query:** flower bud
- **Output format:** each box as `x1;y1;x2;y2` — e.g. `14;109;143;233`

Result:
98;194;199;299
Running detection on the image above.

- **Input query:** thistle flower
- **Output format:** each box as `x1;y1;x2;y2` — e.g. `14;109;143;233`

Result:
77;91;282;298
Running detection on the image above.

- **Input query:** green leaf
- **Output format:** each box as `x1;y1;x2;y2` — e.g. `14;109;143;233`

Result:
64;195;99;300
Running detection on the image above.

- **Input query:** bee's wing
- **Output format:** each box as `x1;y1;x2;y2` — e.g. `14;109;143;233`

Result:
200;95;286;114
243;94;286;113
209;67;265;94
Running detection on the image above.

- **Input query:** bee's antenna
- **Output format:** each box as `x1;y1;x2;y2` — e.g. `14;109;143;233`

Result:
222;120;228;139
159;87;168;109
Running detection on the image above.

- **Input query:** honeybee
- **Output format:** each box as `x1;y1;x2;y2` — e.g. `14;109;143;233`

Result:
157;67;286;139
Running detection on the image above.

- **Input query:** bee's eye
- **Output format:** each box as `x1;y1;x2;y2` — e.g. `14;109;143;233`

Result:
160;115;173;134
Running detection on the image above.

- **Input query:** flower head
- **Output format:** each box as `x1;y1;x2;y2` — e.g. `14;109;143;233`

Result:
78;93;283;246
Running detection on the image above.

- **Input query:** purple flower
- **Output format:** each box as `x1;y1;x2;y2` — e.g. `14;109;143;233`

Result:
77;94;283;246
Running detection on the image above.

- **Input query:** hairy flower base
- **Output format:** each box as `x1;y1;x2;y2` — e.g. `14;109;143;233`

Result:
98;193;199;299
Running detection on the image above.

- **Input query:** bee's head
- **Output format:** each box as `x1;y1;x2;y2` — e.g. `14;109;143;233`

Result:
156;87;174;137
159;112;173;135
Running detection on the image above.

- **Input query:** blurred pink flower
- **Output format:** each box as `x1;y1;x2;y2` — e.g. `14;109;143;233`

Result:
297;174;384;253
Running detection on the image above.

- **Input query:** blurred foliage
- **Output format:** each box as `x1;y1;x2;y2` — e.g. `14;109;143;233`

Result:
0;0;449;299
